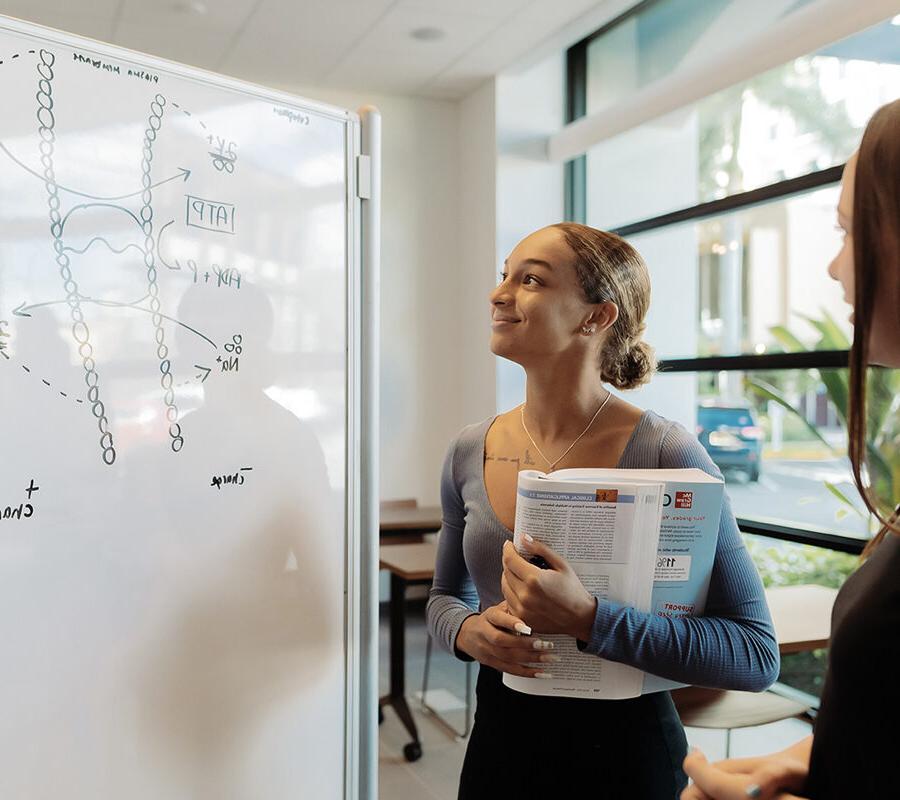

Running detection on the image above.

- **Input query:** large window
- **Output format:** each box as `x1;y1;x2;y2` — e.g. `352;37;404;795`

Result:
567;4;900;550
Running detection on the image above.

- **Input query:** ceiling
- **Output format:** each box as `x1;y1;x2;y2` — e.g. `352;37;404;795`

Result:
0;0;609;98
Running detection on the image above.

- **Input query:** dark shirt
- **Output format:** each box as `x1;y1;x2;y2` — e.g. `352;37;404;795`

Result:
805;528;900;799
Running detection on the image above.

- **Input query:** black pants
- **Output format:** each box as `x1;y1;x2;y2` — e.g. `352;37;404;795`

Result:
458;666;688;800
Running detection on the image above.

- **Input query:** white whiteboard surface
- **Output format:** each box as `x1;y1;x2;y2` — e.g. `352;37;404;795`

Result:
0;15;364;800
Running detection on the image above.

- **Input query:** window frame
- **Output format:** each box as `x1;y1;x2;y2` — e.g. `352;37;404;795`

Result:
565;4;867;553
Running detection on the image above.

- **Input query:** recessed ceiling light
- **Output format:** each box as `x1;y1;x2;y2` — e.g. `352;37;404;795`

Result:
410;27;446;42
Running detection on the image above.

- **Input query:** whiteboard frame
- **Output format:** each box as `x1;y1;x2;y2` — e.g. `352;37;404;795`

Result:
0;13;375;800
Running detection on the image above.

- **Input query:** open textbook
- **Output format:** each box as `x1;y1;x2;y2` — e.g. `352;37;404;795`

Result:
502;468;724;700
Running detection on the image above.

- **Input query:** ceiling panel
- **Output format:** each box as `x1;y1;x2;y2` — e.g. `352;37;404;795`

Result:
325;51;452;95
400;0;530;18
117;0;258;33
423;0;603;94
0;0;119;18
325;0;504;89
220;31;344;85
236;0;395;43
113;22;232;69
0;1;117;41
0;0;629;99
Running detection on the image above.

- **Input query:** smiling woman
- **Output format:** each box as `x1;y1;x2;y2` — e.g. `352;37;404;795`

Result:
427;221;779;800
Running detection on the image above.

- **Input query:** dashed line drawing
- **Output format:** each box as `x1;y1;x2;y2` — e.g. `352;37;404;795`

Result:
0;349;80;404
0;48;35;65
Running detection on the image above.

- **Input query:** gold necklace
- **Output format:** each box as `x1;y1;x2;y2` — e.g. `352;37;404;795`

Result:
520;391;612;471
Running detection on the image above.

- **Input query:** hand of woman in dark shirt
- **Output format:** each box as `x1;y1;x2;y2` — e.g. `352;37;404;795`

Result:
681;743;811;800
501;538;598;640
455;601;560;677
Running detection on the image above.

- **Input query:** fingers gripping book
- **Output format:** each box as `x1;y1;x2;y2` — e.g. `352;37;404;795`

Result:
503;468;724;700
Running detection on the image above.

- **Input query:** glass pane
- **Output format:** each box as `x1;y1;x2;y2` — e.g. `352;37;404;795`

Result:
746;535;857;697
625;186;850;360
586;16;900;228
585;0;813;115
624;368;900;539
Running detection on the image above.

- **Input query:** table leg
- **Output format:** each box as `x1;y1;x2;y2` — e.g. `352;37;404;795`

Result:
379;571;422;761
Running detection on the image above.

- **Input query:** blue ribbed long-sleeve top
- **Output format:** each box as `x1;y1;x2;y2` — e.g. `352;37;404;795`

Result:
426;410;780;692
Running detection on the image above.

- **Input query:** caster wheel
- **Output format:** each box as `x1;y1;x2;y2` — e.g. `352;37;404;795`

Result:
403;742;422;762
378;706;384;725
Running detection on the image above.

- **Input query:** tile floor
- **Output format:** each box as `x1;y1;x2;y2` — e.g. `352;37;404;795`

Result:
378;603;812;800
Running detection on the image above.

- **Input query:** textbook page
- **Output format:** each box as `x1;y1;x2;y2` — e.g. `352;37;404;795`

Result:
502;471;664;700
551;468;724;694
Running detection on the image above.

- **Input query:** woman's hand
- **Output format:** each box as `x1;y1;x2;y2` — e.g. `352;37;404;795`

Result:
681;741;811;800
500;537;597;639
455;601;559;678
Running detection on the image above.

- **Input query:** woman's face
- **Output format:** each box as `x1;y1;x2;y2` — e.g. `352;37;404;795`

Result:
828;154;856;324
488;227;612;366
828;153;900;367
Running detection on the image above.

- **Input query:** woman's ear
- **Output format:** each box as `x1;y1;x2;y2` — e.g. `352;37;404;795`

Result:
588;302;618;333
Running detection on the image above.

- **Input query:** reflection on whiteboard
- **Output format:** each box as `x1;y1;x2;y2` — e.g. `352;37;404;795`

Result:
0;19;353;800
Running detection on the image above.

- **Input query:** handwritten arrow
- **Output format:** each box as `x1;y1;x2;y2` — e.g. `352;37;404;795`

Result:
194;365;211;382
0;142;190;200
14;296;217;348
158;219;181;270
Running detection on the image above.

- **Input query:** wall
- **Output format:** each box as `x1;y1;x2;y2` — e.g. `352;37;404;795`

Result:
495;53;566;413
457;79;499;428
290;86;464;504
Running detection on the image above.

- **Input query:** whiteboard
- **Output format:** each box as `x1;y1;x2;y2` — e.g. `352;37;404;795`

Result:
0;15;371;800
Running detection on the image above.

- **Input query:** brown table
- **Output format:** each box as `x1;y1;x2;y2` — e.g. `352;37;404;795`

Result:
378;541;439;762
379;505;442;544
765;584;838;655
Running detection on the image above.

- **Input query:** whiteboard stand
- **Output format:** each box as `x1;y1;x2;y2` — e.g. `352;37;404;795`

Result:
354;104;382;800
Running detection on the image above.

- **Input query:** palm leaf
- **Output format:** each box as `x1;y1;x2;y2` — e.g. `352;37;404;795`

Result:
769;325;806;353
823;481;865;519
866;367;898;436
746;379;833;450
797;310;850;350
816;368;849;424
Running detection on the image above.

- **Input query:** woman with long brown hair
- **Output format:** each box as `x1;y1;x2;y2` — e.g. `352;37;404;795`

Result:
681;98;900;800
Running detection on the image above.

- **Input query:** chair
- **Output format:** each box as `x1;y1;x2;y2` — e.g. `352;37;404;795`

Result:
380;498;425;545
672;686;812;757
380;498;419;511
421;626;474;740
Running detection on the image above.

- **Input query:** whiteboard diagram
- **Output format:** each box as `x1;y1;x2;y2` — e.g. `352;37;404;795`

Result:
0;16;370;800
0;47;266;464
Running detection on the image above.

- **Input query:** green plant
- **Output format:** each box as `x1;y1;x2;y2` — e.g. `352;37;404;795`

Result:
745;536;857;590
747;309;900;523
745;536;858;697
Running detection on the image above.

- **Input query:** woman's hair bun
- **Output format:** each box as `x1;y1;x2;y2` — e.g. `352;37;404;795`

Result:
601;339;656;391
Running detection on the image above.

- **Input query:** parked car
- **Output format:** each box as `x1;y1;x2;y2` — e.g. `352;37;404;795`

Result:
696;403;764;481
